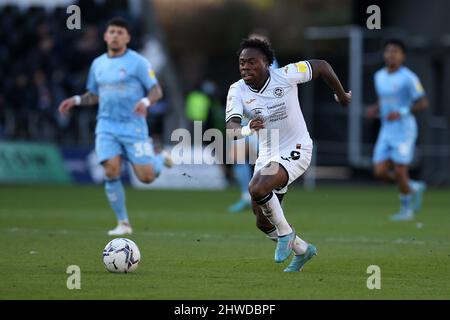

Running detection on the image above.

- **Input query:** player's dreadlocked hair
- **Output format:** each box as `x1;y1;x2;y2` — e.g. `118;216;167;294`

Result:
238;38;275;65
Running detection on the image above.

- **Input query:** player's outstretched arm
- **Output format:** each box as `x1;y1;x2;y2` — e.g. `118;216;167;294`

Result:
366;101;380;119
58;92;99;115
134;84;163;117
308;59;351;107
226;117;264;140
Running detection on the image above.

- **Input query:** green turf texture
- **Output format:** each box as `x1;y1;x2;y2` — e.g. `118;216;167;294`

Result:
0;185;449;299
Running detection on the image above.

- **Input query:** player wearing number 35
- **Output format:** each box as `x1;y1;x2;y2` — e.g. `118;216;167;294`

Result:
226;38;351;272
58;17;172;236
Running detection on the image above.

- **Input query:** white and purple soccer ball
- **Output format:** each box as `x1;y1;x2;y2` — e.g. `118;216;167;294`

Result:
103;238;141;273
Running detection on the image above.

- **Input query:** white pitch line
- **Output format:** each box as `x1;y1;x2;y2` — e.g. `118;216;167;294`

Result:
4;227;443;246
324;236;426;246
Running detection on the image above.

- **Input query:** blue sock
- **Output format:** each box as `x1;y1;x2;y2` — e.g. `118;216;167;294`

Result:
233;164;252;200
105;177;128;222
399;193;412;211
150;154;164;177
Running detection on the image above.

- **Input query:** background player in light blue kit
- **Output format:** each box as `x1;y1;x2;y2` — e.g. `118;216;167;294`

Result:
58;18;172;235
367;39;429;221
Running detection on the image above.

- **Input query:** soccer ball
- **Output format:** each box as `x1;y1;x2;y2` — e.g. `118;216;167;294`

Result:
102;238;141;273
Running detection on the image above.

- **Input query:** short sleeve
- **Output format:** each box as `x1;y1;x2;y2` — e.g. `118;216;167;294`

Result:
225;84;244;123
86;62;98;95
407;72;425;101
281;60;313;85
137;58;158;92
373;71;383;97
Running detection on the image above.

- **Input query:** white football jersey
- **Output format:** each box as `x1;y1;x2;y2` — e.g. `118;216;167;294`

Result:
226;60;314;161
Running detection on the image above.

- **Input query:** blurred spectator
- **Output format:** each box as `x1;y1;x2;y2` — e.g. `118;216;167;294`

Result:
148;96;169;153
185;86;211;124
203;81;225;134
185;80;223;134
0;1;140;145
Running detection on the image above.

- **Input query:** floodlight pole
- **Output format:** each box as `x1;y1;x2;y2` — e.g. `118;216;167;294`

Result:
305;26;364;167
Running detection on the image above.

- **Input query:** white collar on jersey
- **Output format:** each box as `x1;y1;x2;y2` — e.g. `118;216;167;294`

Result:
247;74;271;94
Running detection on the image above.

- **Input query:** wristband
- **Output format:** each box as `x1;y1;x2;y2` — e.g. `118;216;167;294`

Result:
240;120;254;137
399;107;409;117
73;95;81;106
141;97;151;108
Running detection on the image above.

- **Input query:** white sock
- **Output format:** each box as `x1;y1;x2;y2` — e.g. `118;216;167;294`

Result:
265;228;278;242
293;236;308;255
257;192;292;236
265;228;308;255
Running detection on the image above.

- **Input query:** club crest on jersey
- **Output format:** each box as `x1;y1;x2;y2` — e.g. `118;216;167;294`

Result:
273;87;284;97
119;68;127;78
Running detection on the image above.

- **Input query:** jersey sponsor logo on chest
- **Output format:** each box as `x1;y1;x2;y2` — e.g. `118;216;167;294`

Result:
249;107;264;118
95;68;128;81
249;102;288;122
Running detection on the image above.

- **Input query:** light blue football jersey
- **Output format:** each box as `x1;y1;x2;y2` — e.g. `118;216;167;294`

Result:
87;49;158;135
374;66;425;140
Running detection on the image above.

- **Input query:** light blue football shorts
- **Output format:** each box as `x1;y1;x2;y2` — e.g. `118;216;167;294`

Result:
373;133;417;165
95;132;155;165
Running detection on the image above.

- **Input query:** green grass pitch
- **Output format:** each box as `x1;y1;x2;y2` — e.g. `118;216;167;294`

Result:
0;185;449;299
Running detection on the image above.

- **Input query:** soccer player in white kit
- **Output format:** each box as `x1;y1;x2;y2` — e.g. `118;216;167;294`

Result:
226;38;351;272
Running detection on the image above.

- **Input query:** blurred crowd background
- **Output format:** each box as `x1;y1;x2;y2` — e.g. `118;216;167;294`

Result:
1;0;450;185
